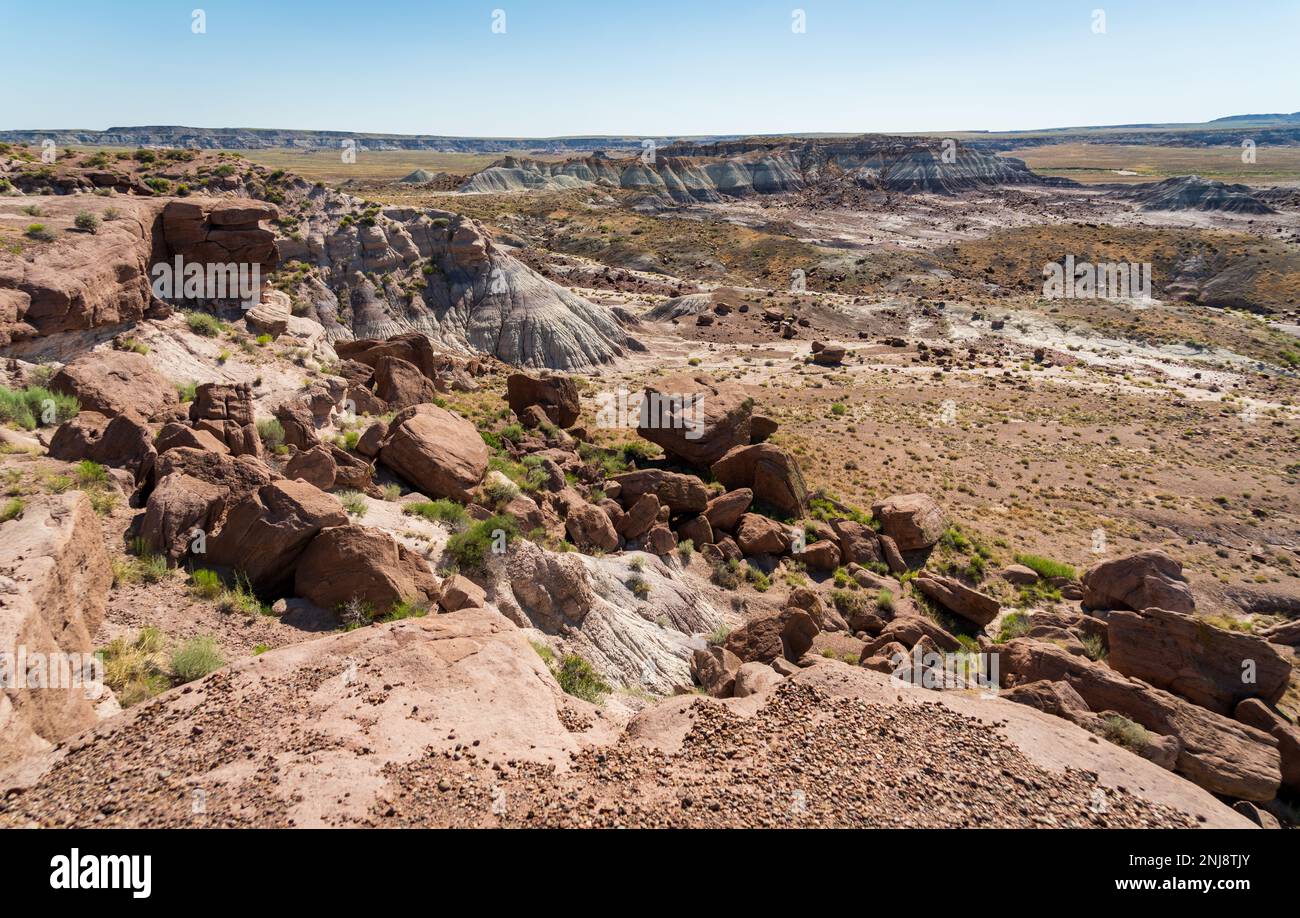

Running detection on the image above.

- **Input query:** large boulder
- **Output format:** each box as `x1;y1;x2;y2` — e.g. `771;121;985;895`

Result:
208;480;348;593
49;350;178;421
913;571;1000;627
506;373;580;428
379;405;488;502
703;488;752;532
999;639;1281;801
870;494;946;551
48;411;156;483
831;520;883;566
635;375;753;468
735;513;791;556
373;356;441;410
609;469;708;514
140;472;223;561
1106;606;1291;714
1082;550;1195;614
154;422;229;456
710;444;807;518
294;525;440;615
190;383;262;458
274;400;320;451
1235;699;1300;793
792;539;841;571
151;447;278;520
733;661;784;698
724;609;818;663
616;492;660;540
0;493;113;770
691;645;742;697
565;502;619;553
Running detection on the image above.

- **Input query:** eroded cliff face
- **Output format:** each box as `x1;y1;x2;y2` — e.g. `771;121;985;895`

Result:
459;136;1060;200
0;152;635;371
0;193;277;354
269;182;635;370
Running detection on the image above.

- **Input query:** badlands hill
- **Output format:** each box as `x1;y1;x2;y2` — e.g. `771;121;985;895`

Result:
0;148;636;370
459;136;1062;200
1117;175;1278;214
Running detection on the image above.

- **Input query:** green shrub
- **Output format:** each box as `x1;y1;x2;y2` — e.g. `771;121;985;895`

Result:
626;576;651;599
74;211;100;233
75;460;108;486
339;490;368;517
256;417;285;451
171;636;225;683
0;385;79;429
216;573;267;617
1014;553;1076;581
0;498;24;523
830;588;868;618
676;538;694;563
24;223;55;241
190;569;223;600
403;499;468;529
381;483;402;502
1101;714;1149;753
184;311;224;337
175;381;197;403
255;333;273;346
995;612;1032;643
875;588;895;614
1081;633;1108;662
555;653;610;703
445;514;517;569
98;628;171;706
127;538;169;584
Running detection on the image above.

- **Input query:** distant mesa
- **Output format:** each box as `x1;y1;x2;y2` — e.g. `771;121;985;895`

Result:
458;136;1069;200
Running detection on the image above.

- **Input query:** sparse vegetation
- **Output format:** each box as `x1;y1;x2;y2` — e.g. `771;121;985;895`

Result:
184;311;225;337
171;636;225;684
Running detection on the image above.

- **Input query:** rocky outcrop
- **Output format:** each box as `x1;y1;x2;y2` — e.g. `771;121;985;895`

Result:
1106;606;1291;714
48;411;156;483
190;383;261;458
1082;550;1195;614
634;375;753;468
459;136;1054;200
207;480;348;593
294;525;440;615
0;494;113;770
913;571;1000;627
378;405;488;502
0;608;618;827
494;541;720;694
1119;175;1276;214
1235;699;1300;793
710;444;808;518
609;469;708;515
999;639;1281;801
49;350;178;421
506;373;580;428
871;494;946;552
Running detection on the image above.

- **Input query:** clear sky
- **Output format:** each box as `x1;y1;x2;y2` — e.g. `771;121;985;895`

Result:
2;0;1296;136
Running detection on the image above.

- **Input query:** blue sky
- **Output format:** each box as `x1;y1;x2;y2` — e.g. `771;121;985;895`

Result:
2;0;1296;136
